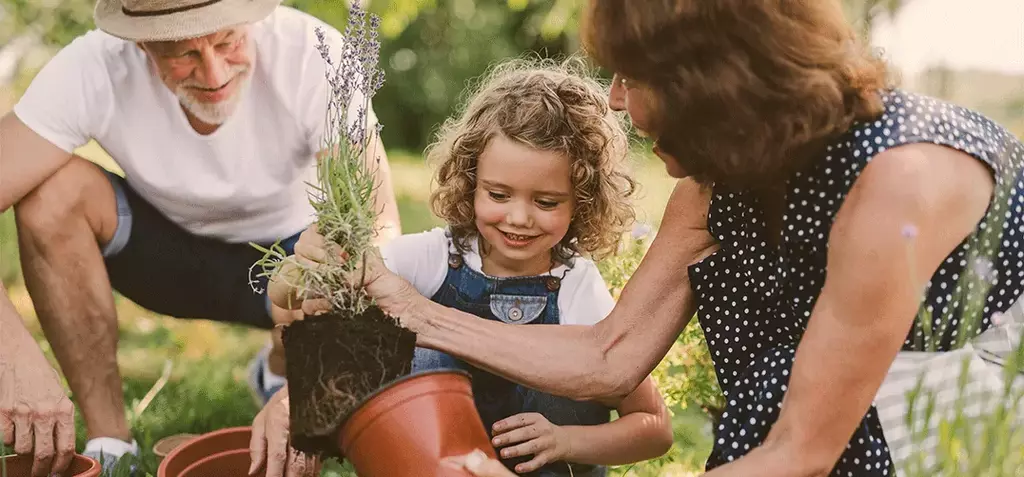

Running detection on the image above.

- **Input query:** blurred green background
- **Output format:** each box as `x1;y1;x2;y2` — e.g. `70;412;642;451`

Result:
1;0;1022;475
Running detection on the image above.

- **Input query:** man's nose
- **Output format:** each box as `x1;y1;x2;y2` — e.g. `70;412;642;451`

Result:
195;49;230;88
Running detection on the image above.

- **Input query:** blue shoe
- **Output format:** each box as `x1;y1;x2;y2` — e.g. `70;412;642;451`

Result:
247;344;286;407
83;438;139;476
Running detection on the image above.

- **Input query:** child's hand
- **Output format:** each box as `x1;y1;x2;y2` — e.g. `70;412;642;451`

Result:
490;413;570;473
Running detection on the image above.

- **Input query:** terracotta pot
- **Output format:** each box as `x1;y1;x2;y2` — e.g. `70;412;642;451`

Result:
178;449;259;477
157;426;321;477
338;369;498;477
152;433;198;458
0;453;101;477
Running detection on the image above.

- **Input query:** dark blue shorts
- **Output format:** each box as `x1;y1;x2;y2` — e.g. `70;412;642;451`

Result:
100;170;304;329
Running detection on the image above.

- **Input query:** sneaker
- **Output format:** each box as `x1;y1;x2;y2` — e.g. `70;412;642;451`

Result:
83;437;139;477
247;343;286;407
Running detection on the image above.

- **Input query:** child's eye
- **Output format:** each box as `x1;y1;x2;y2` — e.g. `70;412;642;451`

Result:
488;191;509;201
535;199;560;209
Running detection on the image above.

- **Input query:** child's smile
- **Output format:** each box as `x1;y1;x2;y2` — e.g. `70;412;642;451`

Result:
474;134;574;277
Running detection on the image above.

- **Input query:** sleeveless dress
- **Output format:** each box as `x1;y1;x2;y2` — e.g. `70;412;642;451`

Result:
689;89;1024;475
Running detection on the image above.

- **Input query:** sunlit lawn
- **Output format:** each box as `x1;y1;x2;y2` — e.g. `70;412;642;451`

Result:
2;142;709;476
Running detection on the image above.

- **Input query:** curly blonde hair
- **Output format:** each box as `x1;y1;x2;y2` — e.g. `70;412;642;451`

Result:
427;56;637;263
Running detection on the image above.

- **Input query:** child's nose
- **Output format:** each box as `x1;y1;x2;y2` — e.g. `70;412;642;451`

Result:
504;203;532;227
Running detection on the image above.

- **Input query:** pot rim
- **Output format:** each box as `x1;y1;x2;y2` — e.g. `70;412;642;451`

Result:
0;453;101;476
157;426;252;477
347;369;471;419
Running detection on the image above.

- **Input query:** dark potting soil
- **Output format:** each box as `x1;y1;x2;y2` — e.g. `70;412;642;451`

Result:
281;306;417;458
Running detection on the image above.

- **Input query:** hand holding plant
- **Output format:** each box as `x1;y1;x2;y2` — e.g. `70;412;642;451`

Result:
267;224;423;327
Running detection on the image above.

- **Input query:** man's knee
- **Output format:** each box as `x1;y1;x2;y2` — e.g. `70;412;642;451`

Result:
14;156;118;246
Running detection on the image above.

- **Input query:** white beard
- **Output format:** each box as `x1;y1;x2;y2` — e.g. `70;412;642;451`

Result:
174;64;251;126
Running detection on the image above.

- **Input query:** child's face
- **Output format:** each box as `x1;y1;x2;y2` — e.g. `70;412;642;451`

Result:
474;134;575;277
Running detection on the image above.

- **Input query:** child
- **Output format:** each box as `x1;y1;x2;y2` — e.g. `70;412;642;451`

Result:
271;58;673;476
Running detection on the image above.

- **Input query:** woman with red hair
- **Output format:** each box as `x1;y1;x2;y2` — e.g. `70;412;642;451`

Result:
286;1;1024;475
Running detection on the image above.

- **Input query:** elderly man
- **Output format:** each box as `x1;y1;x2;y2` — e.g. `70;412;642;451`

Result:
0;0;399;473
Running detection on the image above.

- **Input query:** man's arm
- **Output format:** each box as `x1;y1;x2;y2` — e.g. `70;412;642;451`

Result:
704;144;995;477
0;113;74;212
398;178;720;402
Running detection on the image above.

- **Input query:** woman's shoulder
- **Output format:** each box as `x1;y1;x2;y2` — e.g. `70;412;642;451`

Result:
846;89;1020;171
790;88;1022;221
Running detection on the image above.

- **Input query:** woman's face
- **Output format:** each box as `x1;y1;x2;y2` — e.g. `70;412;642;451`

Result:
609;74;688;178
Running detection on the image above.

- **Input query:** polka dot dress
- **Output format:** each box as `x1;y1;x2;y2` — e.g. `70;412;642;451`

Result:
688;89;1024;475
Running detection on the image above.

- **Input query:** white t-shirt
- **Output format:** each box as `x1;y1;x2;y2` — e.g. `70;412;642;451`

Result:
380;228;616;326
13;6;376;244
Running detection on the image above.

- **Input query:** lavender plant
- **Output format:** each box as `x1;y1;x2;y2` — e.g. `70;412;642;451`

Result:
251;4;386;316
248;5;416;458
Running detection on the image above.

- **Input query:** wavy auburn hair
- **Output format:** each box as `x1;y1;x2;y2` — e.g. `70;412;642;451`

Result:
583;0;891;188
427;57;637;262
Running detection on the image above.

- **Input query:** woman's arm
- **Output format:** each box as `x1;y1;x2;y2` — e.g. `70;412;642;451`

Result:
374;179;719;402
704;144;995;477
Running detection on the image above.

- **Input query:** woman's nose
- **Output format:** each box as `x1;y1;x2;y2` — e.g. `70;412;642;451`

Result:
609;73;626;111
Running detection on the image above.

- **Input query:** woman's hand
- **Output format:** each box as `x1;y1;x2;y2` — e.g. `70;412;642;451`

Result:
441;450;517;477
282;224;426;330
248;386;319;477
490;413;570;473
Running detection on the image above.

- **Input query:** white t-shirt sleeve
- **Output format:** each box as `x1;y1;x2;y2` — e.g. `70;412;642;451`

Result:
294;20;380;155
13;31;114;154
379;228;450;299
558;260;616;326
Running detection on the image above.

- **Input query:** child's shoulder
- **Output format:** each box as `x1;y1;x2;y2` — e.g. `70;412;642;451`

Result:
384;226;450;250
557;256;615;326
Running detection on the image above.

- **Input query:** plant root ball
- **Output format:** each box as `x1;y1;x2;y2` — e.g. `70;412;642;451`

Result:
282;306;417;458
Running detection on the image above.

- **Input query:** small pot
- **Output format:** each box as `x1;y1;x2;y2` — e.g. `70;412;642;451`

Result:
157;426;321;477
0;453;101;477
338;369;498;477
157;427;254;477
178;449;259;477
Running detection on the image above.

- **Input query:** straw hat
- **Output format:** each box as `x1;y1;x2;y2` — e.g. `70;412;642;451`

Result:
94;0;282;42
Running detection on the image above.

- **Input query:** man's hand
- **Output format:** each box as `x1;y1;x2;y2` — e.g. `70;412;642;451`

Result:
490;413;570;474
0;343;76;477
248;386;319;477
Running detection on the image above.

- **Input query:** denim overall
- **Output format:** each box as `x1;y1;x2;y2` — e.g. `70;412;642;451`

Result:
412;250;611;477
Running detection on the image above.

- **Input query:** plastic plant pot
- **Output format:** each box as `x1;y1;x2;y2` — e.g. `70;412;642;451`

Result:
337;369;498;477
0;453;101;477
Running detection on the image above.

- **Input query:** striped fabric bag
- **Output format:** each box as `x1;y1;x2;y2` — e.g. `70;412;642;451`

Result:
873;297;1024;475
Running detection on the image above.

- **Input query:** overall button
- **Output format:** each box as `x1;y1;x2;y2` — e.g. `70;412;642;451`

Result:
507;307;524;321
545;277;561;291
